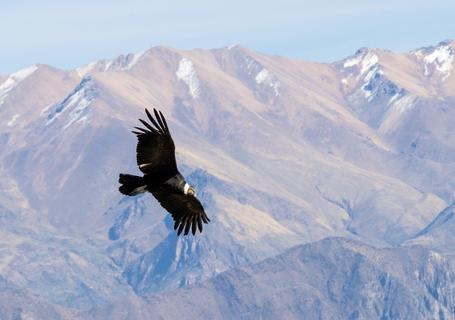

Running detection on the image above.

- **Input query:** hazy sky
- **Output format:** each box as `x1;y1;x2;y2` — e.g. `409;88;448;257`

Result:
1;0;454;73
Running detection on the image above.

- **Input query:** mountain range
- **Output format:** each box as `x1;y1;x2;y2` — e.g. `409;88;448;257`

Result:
0;40;454;319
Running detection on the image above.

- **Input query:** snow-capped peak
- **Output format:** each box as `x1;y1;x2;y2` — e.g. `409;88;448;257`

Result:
341;49;384;101
413;42;454;80
176;57;200;99
342;49;379;78
76;52;145;77
109;52;145;71
0;65;38;106
423;44;454;80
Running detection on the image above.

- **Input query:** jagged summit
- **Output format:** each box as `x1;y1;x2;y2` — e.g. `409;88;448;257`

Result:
75;51;147;77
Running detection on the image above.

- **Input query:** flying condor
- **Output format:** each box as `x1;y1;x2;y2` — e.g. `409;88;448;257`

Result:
118;108;210;236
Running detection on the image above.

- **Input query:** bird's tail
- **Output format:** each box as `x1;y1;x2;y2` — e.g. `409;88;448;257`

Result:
118;174;147;196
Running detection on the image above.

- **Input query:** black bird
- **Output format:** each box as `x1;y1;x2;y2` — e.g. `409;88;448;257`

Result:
118;108;210;236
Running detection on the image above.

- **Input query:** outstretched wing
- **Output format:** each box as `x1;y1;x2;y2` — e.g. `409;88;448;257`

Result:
132;108;177;178
152;191;210;236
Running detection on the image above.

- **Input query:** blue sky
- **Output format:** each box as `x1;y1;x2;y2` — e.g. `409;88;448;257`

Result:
1;0;454;73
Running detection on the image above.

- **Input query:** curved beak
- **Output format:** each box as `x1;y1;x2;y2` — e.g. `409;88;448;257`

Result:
188;186;196;196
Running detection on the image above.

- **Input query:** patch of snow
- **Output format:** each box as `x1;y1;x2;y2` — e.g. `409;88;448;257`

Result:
7;114;19;127
412;49;424;58
63;109;89;130
341;51;380;95
76;52;144;77
255;68;281;96
364;66;382;83
40;103;54;115
0;65;38;106
102;60;113;72
46;77;95;128
271;81;281;97
255;68;270;84
341;73;357;87
423;64;429;76
245;56;259;75
387;93;400;106
227;44;239;50
360;52;379;76
379;94;417;134
361;67;384;100
423;44;454;80
123;52;144;69
109;52;145;72
76;61;98;78
392;95;416;113
341;50;379;78
343;56;362;68
9;65;38;80
176;58;200;98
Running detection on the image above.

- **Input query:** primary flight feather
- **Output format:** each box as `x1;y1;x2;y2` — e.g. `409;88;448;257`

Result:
118;108;210;236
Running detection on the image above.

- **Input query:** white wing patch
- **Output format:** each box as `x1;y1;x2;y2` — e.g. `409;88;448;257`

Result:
184;183;190;195
139;162;153;169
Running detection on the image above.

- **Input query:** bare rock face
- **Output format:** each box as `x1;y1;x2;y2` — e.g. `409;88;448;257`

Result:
0;40;454;319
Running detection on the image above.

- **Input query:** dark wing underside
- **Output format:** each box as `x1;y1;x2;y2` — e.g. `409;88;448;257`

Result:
132;108;177;178
152;191;210;235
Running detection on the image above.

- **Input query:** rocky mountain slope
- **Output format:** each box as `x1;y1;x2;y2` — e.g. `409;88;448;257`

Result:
133;237;455;320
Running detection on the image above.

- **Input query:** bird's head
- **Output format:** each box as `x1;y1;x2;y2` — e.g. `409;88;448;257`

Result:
188;186;196;196
184;183;196;196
